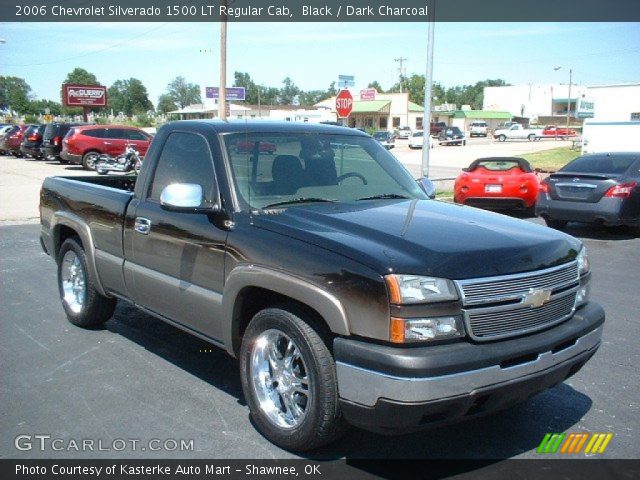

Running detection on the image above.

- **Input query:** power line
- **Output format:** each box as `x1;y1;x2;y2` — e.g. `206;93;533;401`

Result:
1;23;168;67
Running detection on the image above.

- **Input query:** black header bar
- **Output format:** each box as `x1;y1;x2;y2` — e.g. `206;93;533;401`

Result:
3;0;640;22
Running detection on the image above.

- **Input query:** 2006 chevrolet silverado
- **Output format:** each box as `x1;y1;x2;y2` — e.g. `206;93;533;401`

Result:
40;121;604;451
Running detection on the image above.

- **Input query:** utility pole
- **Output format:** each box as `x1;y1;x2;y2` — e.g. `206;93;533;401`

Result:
566;68;573;134
554;66;573;134
394;57;407;93
421;5;435;178
219;1;227;121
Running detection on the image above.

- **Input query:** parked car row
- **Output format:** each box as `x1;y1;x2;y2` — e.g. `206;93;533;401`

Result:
453;153;640;233
0;122;153;170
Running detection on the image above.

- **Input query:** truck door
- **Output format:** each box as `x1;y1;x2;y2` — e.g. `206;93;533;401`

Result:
124;131;227;344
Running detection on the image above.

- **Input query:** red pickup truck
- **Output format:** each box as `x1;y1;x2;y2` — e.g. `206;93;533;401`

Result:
542;125;577;138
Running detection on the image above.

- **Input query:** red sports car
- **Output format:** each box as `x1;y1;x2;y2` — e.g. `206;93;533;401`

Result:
454;157;540;212
542;125;577;138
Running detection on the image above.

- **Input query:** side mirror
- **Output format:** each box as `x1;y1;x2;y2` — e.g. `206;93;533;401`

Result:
417;177;436;200
160;183;220;213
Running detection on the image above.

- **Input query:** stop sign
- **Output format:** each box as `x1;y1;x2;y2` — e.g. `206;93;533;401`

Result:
335;89;353;118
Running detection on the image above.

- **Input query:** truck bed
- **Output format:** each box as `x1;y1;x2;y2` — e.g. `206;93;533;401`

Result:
40;175;136;259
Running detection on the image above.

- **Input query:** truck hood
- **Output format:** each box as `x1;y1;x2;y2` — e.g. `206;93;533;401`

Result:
251;200;581;280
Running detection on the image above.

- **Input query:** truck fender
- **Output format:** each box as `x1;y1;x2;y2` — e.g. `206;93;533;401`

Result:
50;211;109;297
221;265;351;356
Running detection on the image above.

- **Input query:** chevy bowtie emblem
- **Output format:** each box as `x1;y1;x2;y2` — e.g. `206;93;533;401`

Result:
522;288;552;308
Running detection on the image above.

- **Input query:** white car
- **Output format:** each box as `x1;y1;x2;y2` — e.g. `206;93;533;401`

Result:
395;126;412;139
409;130;431;149
469;121;488;137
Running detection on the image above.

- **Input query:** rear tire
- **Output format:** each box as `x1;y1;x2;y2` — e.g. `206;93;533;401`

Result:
57;237;116;328
544;218;568;230
499;135;506;142
82;151;100;170
528;134;536;142
240;306;345;451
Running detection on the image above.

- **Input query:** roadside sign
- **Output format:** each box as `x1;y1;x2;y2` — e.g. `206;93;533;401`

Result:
360;89;376;101
206;87;246;101
43;114;53;123
62;84;107;107
336;89;354;118
576;98;595;119
338;75;355;89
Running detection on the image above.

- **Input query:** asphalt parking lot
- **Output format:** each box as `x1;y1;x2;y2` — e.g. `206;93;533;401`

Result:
1;219;638;461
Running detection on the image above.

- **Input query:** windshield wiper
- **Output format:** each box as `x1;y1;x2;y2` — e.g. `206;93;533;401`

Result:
262;197;337;209
356;193;410;201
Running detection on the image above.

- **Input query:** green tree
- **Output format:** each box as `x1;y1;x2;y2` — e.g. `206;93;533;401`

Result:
299;90;326;106
63;67;99;86
233;71;261;104
443;79;510;110
166;76;201;108
327;81;338;97
0;76;32;114
157;94;178;114
108;78;153;116
432;82;446;104
61;68;102;115
261;87;279;106
279;77;300;105
28;99;62;115
367;80;384;92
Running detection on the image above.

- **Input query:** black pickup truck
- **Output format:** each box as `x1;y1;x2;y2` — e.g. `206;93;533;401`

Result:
40;121;604;451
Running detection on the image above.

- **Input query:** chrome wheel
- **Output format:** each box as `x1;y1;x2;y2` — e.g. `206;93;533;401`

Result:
60;250;86;314
251;329;310;429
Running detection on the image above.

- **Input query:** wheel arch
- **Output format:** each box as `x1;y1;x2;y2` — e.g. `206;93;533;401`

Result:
51;211;109;297
222;265;351;357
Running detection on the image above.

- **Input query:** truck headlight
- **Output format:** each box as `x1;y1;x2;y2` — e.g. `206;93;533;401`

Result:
577;246;589;276
575;247;590;308
390;316;464;343
385;275;458;304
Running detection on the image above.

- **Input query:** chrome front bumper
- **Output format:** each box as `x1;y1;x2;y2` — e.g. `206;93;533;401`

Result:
336;325;602;408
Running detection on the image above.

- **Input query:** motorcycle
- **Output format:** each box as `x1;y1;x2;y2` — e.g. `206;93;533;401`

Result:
95;144;143;175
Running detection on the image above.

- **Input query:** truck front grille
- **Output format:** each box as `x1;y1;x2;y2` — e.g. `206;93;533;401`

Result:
455;262;579;341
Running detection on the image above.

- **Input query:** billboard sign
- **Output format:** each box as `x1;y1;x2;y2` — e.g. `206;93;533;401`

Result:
63;84;107;107
576;97;595;119
206;87;246;101
360;88;376;101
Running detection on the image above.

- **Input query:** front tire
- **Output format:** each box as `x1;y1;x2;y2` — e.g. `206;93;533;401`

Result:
57;237;116;328
499;134;506;142
240;306;345;451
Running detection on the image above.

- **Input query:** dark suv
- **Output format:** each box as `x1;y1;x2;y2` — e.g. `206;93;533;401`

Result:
20;124;46;159
61;125;152;169
438;126;466;146
41;122;88;162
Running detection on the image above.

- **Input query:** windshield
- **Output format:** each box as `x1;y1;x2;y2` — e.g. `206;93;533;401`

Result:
476;161;521;171
560;154;636;175
223;132;426;210
373;132;388;139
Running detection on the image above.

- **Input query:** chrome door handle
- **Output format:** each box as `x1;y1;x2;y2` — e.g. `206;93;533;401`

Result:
134;217;151;235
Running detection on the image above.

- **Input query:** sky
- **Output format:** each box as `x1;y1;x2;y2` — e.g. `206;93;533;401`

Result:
1;21;639;105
